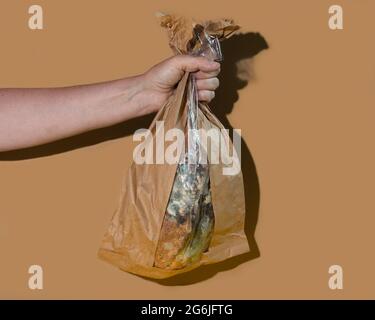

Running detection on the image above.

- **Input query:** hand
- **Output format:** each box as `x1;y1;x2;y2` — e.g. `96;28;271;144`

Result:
0;55;220;151
137;55;220;115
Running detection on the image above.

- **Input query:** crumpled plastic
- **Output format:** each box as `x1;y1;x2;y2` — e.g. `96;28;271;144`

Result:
98;13;249;279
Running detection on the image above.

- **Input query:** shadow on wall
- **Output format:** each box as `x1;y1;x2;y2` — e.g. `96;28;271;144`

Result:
0;114;156;160
0;32;269;285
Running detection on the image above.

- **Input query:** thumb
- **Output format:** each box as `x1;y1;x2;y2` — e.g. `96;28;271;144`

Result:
172;55;220;73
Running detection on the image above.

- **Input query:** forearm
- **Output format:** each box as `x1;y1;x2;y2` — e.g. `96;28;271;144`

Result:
0;55;220;152
0;75;146;152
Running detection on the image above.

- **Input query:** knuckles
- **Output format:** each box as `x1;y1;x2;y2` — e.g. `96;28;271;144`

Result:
198;90;215;102
196;77;220;91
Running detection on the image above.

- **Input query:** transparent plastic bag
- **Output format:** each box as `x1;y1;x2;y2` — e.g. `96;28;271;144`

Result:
98;14;249;279
154;26;223;270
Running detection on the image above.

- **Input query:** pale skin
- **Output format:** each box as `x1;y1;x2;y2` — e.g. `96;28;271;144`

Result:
0;55;220;152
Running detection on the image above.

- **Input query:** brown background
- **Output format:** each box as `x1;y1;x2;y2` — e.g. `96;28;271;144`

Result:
0;0;374;299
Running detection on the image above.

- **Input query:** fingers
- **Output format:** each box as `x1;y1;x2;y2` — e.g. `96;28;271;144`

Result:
194;69;220;79
172;55;220;73
198;90;215;102
196;77;219;102
196;78;219;91
194;65;220;103
169;55;221;103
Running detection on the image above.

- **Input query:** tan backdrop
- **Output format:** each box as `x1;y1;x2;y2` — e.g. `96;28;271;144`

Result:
0;0;374;299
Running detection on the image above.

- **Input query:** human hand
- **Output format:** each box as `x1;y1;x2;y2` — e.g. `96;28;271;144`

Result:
0;56;220;151
136;55;220;116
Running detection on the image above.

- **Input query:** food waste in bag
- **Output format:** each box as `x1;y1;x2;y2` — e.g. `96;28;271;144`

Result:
98;13;250;279
154;152;215;270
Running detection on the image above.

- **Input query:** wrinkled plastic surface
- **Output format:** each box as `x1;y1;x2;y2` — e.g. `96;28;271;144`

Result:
153;25;223;270
98;14;249;279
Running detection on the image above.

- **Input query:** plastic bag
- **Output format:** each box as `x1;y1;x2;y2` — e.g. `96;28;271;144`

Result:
98;13;250;279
